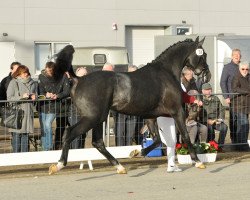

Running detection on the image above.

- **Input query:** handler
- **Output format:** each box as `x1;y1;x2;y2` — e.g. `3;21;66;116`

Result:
157;117;182;173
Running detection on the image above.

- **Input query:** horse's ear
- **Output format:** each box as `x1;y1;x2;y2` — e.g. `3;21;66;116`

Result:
198;37;206;46
195;36;199;43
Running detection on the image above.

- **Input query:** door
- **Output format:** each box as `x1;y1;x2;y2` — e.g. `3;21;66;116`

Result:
125;26;165;67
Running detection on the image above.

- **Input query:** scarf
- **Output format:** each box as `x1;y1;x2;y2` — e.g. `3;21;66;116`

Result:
17;76;32;84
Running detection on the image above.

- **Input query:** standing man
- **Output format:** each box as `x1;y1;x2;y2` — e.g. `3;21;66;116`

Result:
220;49;241;145
0;62;21;101
231;61;250;151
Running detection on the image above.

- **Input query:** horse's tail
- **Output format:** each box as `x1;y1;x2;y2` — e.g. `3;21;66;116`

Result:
54;45;76;81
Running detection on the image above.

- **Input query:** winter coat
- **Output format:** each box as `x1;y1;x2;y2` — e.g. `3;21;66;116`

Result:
220;61;239;99
7;77;37;133
37;70;70;114
201;95;226;124
0;73;12;101
231;72;250;114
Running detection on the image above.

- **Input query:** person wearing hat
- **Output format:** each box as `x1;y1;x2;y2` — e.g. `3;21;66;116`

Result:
201;83;228;150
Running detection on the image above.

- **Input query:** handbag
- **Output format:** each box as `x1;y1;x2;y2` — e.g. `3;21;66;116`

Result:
0;104;24;129
0;81;24;129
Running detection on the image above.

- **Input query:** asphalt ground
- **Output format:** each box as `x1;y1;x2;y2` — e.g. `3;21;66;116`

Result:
0;152;250;200
0;150;249;180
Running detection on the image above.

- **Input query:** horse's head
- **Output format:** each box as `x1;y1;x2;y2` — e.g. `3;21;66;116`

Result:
54;45;75;80
185;37;211;83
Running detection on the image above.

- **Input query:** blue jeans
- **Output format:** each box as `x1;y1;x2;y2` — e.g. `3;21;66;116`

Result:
40;113;56;151
11;132;29;153
207;122;228;146
235;113;249;144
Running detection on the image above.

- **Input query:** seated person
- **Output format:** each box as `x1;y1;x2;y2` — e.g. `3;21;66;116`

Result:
185;102;208;144
181;86;207;144
201;83;228;149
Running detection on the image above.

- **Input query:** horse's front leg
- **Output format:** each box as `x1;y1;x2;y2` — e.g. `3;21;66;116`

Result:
92;123;127;174
49;118;89;175
129;118;161;158
173;111;206;169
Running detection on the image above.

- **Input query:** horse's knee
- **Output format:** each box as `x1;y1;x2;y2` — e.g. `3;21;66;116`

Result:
92;140;104;149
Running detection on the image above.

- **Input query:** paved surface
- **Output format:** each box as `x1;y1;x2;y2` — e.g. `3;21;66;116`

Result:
0;157;250;200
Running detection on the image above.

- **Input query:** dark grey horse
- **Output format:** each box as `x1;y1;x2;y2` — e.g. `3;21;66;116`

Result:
49;36;211;175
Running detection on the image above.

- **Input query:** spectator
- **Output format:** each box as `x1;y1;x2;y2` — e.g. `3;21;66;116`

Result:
220;49;241;144
231;61;250;151
181;68;206;144
181;66;199;92
68;67;88;149
38;61;70;151
0;62;21;102
102;62;114;71
7;65;37;152
128;65;138;72
185;94;208;144
201;83;228;150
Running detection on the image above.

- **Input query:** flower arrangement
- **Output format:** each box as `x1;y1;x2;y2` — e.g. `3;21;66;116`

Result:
176;141;219;155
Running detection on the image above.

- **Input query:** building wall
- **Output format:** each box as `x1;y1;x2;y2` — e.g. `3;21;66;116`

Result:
1;0;250;75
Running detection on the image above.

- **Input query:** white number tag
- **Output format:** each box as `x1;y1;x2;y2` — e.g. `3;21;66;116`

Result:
196;49;203;56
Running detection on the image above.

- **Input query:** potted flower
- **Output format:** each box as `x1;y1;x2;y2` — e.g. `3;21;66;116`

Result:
176;141;219;164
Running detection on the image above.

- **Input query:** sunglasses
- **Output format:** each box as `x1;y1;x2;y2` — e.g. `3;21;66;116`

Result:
241;68;249;71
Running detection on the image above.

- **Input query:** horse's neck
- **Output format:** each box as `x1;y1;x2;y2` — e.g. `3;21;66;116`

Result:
167;48;191;83
169;65;183;83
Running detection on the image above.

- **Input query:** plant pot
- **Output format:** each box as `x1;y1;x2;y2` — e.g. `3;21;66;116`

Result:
177;153;217;164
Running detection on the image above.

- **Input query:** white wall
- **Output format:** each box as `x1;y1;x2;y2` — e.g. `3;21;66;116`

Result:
1;0;250;76
0;42;15;81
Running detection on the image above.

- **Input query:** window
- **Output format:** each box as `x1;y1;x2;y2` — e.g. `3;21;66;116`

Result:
176;27;192;35
34;42;70;74
93;54;107;65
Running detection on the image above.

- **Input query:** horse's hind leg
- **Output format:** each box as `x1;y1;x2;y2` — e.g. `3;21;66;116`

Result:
130;118;162;158
92;123;127;174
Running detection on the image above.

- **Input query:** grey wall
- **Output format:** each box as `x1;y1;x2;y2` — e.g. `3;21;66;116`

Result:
1;0;250;75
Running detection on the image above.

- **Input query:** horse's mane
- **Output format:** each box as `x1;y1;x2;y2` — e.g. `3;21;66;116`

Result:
152;39;195;64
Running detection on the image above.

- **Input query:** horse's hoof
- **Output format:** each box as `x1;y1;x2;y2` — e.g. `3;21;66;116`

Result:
129;149;140;158
117;168;127;174
195;162;206;169
49;164;58;175
116;165;127;174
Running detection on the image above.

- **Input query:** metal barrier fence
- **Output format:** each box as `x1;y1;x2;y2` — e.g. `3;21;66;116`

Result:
0;93;249;154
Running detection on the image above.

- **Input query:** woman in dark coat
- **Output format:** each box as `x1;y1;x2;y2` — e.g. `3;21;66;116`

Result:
231;61;250;151
38;62;70;151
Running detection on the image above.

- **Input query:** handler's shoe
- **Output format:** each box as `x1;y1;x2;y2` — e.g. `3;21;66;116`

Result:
167;165;182;173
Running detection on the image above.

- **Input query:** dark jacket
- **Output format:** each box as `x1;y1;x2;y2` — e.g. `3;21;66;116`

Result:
201;95;226;123
38;70;70;114
231;72;250;114
220;61;239;99
0;73;12;101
